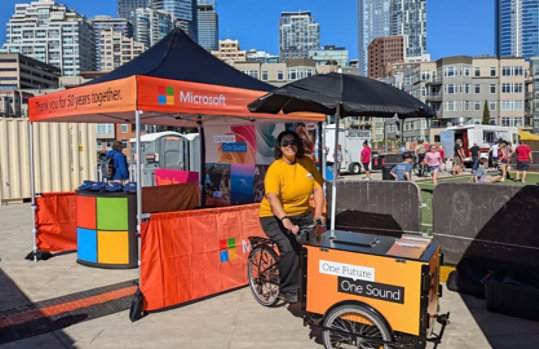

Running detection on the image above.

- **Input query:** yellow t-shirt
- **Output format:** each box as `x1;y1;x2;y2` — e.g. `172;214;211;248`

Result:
259;156;324;217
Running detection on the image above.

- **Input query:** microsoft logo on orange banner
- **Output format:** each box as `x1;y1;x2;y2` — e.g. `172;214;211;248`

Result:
158;86;175;105
220;237;237;262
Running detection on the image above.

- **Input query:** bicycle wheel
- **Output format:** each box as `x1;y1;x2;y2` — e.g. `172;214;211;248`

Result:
322;304;392;349
247;245;279;307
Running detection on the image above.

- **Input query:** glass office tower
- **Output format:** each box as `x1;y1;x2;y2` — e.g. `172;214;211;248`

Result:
197;0;218;51
496;0;539;58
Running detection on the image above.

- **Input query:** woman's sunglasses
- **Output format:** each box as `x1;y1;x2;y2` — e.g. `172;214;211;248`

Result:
281;140;297;147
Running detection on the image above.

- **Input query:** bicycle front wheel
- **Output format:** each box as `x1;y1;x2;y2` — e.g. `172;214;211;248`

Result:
322;304;392;349
247;245;279;307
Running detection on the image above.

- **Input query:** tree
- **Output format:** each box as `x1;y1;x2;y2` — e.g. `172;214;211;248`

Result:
482;100;490;125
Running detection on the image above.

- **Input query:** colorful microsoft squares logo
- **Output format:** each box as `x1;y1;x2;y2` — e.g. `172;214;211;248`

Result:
158;86;175;105
219;237;237;263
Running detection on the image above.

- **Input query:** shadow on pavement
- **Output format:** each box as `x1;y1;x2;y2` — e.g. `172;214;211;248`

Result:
0;268;77;347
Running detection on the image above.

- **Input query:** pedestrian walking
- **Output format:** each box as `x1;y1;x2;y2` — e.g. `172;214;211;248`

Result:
453;139;465;176
498;142;510;181
361;141;372;180
424;145;442;185
488;141;499;169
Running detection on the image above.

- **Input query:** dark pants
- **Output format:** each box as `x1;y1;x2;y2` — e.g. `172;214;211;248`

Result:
259;213;313;295
472;156;479;171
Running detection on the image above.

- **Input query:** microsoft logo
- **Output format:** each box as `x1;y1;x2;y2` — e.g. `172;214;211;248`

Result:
158;86;175;105
219;237;237;262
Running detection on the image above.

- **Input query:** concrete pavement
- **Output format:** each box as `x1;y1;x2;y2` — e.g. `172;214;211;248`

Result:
1;202;538;348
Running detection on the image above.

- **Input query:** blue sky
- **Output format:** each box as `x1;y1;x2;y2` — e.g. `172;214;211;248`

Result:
0;0;494;60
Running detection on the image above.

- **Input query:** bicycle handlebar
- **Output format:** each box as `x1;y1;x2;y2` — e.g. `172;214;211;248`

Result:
295;218;325;243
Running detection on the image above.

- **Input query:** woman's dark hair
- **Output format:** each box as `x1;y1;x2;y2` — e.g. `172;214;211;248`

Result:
274;130;305;159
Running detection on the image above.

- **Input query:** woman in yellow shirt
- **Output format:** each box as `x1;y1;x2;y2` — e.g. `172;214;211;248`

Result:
259;130;325;303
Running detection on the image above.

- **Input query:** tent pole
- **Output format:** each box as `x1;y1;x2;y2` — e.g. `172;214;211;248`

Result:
321;121;327;194
135;111;142;274
330;105;341;237
29;121;38;262
198;120;206;207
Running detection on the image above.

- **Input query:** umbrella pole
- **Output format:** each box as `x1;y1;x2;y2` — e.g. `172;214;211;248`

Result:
29;121;38;262
330;105;341;238
135;111;142;275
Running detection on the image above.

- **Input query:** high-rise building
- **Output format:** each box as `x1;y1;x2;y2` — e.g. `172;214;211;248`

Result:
152;0;198;41
279;11;320;62
99;28;146;71
197;0;218;51
309;45;349;68
391;0;427;58
134;8;175;48
118;0;149;27
358;0;391;76
90;16;134;71
368;36;406;78
1;0;95;76
358;0;426;77
496;0;539;59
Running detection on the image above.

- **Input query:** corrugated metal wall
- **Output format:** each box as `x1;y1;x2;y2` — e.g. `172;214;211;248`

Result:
0;118;96;204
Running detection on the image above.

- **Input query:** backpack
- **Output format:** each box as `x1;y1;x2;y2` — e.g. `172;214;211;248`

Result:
100;152;116;180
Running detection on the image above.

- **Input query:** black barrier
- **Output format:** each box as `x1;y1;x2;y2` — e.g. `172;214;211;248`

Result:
328;181;422;237
432;183;539;267
384;153;403;164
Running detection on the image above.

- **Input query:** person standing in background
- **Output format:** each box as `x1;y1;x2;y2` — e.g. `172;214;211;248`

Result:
453;139;465;176
438;145;446;171
470;142;480;174
488;141;499;169
295;123;314;160
106;141;129;183
498;142;510;181
514;140;532;182
361;140;372;180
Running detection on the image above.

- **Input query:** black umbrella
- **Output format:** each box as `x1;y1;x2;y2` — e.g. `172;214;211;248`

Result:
247;72;435;117
248;72;435;233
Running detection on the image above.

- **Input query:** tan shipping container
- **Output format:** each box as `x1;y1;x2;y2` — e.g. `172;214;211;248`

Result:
0;118;96;204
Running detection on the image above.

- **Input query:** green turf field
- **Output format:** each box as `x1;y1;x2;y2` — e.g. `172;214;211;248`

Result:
416;172;539;235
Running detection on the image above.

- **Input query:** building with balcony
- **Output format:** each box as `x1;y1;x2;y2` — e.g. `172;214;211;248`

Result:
90;16;134;71
99;28;146;71
530;57;539;133
246;49;279;64
1;0;95;76
279;11;320;62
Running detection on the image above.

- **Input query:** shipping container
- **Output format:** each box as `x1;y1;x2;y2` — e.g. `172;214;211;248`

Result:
0;118;96;204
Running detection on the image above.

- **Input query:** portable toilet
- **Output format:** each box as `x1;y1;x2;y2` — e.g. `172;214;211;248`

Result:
184;133;200;173
130;131;190;186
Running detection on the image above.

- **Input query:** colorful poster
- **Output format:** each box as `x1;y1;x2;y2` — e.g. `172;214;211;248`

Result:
205;125;256;165
255;123;285;164
230;164;255;204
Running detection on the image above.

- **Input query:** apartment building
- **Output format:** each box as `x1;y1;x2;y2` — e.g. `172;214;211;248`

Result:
1;0;95;76
99;28;146;71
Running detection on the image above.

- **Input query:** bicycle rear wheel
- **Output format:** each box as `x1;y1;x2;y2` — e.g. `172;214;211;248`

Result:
322;304;392;349
247;245;279;307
